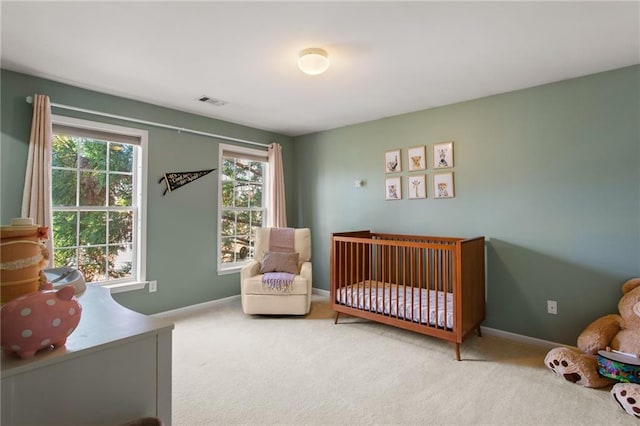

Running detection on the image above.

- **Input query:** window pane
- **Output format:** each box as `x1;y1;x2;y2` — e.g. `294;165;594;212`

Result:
236;235;250;260
250;184;262;207
220;237;235;264
109;173;132;206
79;246;107;282
52;211;77;248
52;169;77;206
220;236;249;263
251;211;263;233
109;143;133;172
235;159;250;182
249;162;263;183
221;182;234;207
222;158;234;180
237;211;250;235
54;248;77;268
79;211;107;246
79;139;107;170
221;210;236;236
52;135;78;168
234;184;250;208
79;171;106;206
109;244;133;280
109;211;133;244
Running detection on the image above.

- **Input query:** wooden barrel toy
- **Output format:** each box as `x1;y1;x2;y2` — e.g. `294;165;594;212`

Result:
1;218;49;304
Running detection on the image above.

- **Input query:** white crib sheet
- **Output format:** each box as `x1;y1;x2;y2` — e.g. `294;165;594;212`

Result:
336;282;454;329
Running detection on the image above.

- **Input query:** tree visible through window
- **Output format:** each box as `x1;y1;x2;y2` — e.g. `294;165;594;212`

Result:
219;145;267;270
51;118;145;285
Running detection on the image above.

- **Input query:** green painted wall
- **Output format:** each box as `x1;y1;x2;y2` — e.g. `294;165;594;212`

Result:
1;69;295;314
293;65;640;344
2;67;639;345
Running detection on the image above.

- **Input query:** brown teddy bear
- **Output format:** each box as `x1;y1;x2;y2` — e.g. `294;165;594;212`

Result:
544;278;640;417
612;383;640;418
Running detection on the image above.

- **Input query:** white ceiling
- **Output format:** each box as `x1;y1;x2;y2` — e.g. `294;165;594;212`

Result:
2;1;639;137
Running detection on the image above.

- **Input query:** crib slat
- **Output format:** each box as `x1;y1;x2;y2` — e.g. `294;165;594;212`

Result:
444;249;449;330
423;247;427;325
419;246;423;323
342;241;346;304
440;248;444;329
434;248;438;328
386;244;390;317
368;242;372;313
361;241;365;308
409;246;414;323
337;241;342;304
403;246;407;322
350;241;354;308
353;241;358;309
341;240;345;305
433;249;443;328
425;249;434;327
395;245;399;319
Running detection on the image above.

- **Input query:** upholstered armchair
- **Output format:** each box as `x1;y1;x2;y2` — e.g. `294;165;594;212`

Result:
240;228;312;315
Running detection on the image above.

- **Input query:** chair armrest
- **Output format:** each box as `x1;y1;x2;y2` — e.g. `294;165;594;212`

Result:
241;260;261;285
300;261;312;285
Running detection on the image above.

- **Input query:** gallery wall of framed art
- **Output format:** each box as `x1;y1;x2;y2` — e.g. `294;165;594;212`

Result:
383;141;455;200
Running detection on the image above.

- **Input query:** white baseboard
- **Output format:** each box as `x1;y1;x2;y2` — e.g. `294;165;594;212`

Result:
152;294;241;319
155;289;330;318
151;290;568;351
480;326;570;350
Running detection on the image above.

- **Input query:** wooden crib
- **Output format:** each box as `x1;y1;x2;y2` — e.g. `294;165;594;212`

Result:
330;231;485;361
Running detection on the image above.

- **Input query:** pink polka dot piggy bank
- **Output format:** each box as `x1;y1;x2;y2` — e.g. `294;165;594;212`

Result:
1;285;82;359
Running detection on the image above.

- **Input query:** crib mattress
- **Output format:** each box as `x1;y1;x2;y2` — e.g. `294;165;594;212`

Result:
336;282;454;329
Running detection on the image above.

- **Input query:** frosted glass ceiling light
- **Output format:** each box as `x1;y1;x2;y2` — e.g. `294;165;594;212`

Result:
298;48;330;75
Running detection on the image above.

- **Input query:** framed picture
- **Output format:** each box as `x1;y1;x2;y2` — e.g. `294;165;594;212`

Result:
407;175;426;199
385;149;402;173
407;146;426;171
385;177;402;200
433;141;454;169
433;172;454;199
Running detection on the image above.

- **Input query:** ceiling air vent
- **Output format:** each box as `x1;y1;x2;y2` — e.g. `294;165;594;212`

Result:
198;95;228;107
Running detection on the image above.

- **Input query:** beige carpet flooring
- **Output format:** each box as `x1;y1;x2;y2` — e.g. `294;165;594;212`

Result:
161;295;636;425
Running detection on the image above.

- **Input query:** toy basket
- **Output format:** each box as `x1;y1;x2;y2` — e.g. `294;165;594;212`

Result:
1;219;48;304
597;350;640;384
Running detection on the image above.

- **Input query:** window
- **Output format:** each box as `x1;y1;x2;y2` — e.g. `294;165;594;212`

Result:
218;144;268;273
51;115;147;291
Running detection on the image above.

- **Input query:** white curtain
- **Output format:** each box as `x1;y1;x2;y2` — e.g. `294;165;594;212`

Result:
21;94;53;267
267;142;287;228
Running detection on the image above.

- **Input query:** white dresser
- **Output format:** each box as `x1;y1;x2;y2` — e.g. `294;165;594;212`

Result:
1;285;174;425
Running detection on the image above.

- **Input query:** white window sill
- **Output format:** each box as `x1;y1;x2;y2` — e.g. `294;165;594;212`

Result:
218;259;255;275
103;281;147;294
217;267;241;276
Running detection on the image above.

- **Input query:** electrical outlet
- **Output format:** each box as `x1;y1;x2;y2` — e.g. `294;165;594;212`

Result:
547;300;557;315
149;280;157;293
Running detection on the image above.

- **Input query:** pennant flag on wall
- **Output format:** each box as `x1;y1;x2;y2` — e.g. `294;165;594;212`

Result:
159;169;216;196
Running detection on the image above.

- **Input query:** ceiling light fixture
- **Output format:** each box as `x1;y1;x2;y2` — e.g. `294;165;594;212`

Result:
297;48;330;76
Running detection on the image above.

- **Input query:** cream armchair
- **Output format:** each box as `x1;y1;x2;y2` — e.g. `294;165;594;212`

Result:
240;228;312;315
